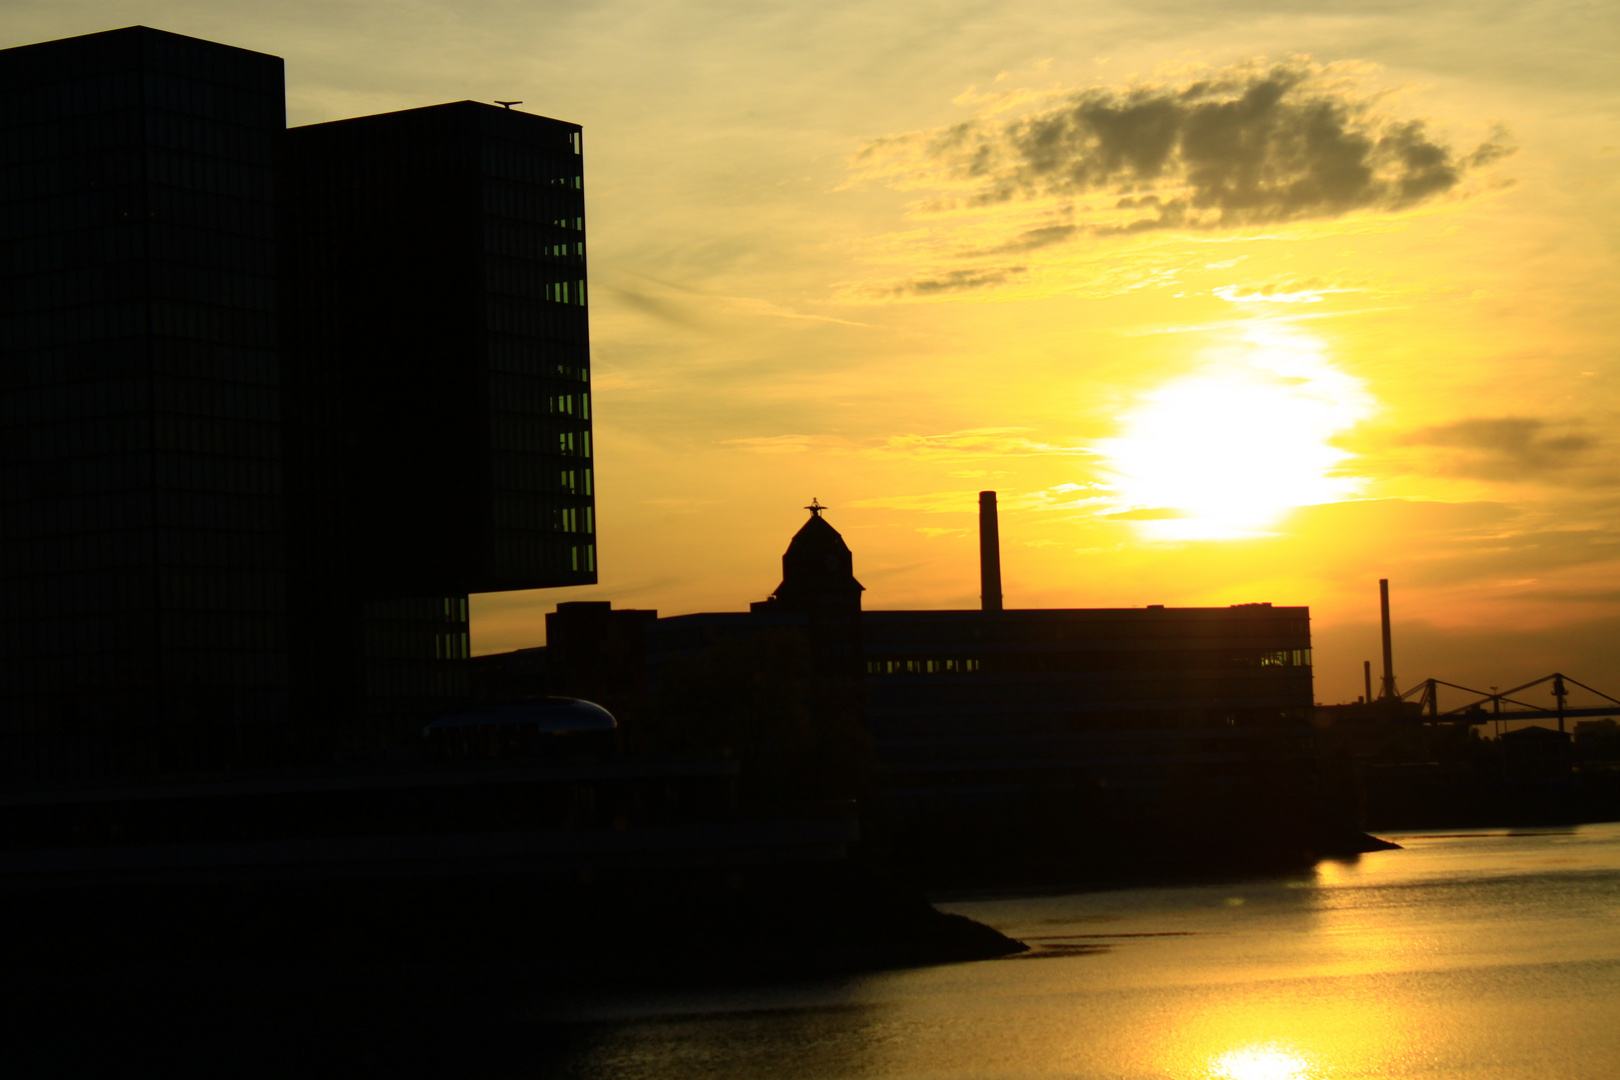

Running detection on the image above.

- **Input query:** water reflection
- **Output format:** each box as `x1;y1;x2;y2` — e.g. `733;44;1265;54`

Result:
531;823;1620;1080
1208;1043;1317;1080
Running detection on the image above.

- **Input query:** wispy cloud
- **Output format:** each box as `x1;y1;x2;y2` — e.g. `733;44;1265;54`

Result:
874;265;1029;297
861;427;1095;460
849;491;983;514
1213;279;1350;303
721;435;819;454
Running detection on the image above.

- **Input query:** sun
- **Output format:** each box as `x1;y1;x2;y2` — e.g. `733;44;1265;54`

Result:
1098;324;1373;540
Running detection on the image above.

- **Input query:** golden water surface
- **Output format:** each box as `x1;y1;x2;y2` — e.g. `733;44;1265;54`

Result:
547;823;1620;1079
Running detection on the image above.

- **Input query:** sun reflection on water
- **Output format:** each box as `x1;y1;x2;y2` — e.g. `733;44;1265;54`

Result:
1209;1043;1320;1080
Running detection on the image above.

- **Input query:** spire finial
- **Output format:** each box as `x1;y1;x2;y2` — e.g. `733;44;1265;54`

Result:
805;497;826;517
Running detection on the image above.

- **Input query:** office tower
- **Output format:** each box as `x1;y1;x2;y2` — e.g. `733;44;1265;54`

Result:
281;101;596;727
0;28;596;777
1;28;289;773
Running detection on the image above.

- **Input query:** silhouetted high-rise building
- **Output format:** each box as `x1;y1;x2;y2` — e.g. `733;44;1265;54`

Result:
0;28;290;765
0;27;595;778
281;101;595;725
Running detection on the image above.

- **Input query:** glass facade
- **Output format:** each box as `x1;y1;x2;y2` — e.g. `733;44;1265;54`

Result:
1;31;595;777
281;101;596;732
283;101;595;599
1;28;287;776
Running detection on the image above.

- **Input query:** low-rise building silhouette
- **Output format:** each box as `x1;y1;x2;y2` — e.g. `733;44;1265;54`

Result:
538;496;1321;863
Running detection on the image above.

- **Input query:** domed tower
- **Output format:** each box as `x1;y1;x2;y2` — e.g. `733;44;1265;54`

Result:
753;499;866;699
767;498;864;608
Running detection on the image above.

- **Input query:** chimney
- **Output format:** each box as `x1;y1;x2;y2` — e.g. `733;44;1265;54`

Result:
979;490;1003;612
1379;578;1397;700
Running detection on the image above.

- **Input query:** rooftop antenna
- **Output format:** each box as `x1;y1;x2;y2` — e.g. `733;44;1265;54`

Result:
494;100;523;110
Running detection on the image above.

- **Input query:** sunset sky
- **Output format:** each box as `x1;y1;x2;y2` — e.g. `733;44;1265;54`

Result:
21;1;1618;704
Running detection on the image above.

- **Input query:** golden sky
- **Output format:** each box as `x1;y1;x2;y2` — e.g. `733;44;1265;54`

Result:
22;1;1619;704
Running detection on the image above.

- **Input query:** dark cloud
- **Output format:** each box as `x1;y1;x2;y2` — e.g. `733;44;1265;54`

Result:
1399;417;1598;480
865;61;1513;236
887;265;1027;296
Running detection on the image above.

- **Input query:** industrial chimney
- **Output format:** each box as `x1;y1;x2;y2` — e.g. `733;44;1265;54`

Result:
979;490;1003;612
1379;578;1397;700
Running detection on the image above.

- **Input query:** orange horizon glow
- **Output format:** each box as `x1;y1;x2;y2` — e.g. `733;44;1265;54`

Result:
42;0;1601;706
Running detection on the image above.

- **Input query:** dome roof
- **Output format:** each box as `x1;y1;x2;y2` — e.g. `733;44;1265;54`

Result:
770;505;863;601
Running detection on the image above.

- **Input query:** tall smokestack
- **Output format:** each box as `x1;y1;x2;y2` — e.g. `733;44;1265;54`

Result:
1379;578;1397;700
979;490;1003;612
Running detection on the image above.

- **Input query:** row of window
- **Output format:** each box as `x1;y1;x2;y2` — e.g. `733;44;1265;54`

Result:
485;282;589;325
3;414;278;462
868;658;983;676
1;299;146;348
0;340;280;392
488;413;591;454
1;179;273;241
3;220;278;279
866;620;1312;645
0;489;148;537
142;145;275;200
482;299;590;344
0;146;145;199
485;339;589;381
2;451;283;502
362;663;467;705
363;627;468;664
11;261;276;315
484;218;589;267
4;568;286;621
0;144;275;203
482;177;585;226
1;106;277;167
486;258;591;303
3;373;141;421
488;372;595;422
486;533;596;578
3;297;277;351
148;299;278;345
489;451;592;496
432;632;471;661
865;649;1314;676
148;374;278;419
3;220;275;276
1;650;288;698
3;221;142;275
481;136;583;187
363;594;468;622
490;494;593;532
553;506;592;534
3;492;283;540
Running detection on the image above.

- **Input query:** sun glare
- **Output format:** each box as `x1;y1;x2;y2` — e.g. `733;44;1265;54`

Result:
1209;1043;1318;1080
1099;325;1373;540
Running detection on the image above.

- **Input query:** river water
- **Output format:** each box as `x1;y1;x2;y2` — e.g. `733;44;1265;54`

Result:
536;823;1620;1080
